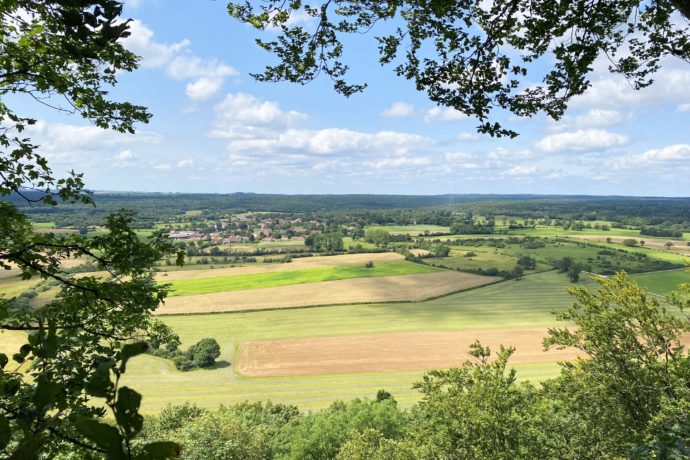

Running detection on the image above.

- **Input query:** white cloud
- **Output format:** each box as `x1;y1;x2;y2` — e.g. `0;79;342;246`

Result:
186;78;224;102
123;20;189;68
571;109;623;128
153;164;171;171
365;156;431;169
26;121;160;153
457;132;480;140
504;166;537;176
116;149;134;160
211;93;432;158
177;159;194;168
381;102;414;118
444;152;474;162
210;93;307;140
537;129;628;152
678;103;690;112
572;60;690;110
122;21;237;102
424;107;468;122
637;144;690;163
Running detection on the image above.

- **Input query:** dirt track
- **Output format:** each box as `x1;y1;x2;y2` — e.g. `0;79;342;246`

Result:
156;271;498;315
237;327;578;377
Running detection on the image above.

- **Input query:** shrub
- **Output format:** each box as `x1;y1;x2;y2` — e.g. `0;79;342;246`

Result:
364;260;374;268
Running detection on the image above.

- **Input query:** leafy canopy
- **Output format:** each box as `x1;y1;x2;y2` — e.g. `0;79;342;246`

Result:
228;0;690;137
0;1;181;458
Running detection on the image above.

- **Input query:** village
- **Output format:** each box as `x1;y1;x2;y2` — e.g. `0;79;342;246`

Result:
167;213;324;244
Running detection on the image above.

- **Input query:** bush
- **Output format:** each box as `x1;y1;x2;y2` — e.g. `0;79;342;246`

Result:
189;338;221;368
364;260;374;268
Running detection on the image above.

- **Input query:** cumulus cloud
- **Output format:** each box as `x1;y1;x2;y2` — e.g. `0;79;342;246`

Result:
122;20;237;102
537;129;628;152
211;93;433;159
26;121;160;154
116;149;134;160
504;166;537;176
381;102;415;118
572;58;690;110
678;103;690;112
424;107;468;122
210;93;308;140
557;109;624;129
365;156;431;169
631;144;690;164
177;159;194;168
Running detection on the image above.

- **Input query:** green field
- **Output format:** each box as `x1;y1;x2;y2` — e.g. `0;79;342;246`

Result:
424;248;547;273
632;268;690;295
167;261;440;296
121;271;583;412
367;225;451;235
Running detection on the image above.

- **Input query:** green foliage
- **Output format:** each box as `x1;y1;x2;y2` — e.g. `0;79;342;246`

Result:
275;398;410;460
364;229;390;247
0;2;181;456
412;342;546;458
305;232;344;252
542;273;690;456
228;1;690;137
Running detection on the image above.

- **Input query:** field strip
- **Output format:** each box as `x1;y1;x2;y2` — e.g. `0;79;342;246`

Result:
156;271;499;315
567;234;690;256
156;252;404;281
237;327;579;377
165;261;438;296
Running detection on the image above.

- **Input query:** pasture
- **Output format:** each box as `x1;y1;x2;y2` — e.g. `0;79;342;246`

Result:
166;261;439;296
158;271;497;314
118;271;584;412
632;268;690;295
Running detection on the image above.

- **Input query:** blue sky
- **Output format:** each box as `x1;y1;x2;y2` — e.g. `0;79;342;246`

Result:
17;0;690;196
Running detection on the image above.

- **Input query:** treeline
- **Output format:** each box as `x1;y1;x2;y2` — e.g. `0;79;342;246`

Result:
8;192;690;231
133;274;690;459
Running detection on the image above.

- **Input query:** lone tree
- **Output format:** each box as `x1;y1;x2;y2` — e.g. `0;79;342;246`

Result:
229;0;690;137
0;1;180;458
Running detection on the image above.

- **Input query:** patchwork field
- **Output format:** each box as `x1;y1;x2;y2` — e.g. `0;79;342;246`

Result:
119;271;585;412
238;327;579;377
166;261;439;296
367;225;451;235
158;270;498;314
570;234;690;256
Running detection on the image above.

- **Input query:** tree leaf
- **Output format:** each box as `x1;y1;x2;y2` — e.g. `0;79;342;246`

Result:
73;417;125;457
119;341;149;373
140;441;182;459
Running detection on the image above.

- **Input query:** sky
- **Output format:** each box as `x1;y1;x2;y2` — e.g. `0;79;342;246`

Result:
15;0;690;196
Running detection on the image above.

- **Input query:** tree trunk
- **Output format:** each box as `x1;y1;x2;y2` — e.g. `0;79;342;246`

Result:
672;0;690;20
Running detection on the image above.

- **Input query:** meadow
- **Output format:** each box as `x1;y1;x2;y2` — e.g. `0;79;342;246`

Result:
122;271;582;412
632;268;690;295
166;261;439;296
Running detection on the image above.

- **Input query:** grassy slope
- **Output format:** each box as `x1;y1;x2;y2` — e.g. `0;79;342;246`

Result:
121;271;582;412
166;261;440;296
632;268;690;295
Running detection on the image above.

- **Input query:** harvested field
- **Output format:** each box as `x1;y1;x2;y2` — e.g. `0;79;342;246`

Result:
156;252;404;281
238;327;578;377
157;271;498;314
570;235;690;256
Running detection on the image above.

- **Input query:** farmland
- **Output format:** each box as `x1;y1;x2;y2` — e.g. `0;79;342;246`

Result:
166;261;439;296
121;271;584;412
4;193;690;416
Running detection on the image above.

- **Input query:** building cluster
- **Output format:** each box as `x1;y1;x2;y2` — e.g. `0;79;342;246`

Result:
168;214;321;244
